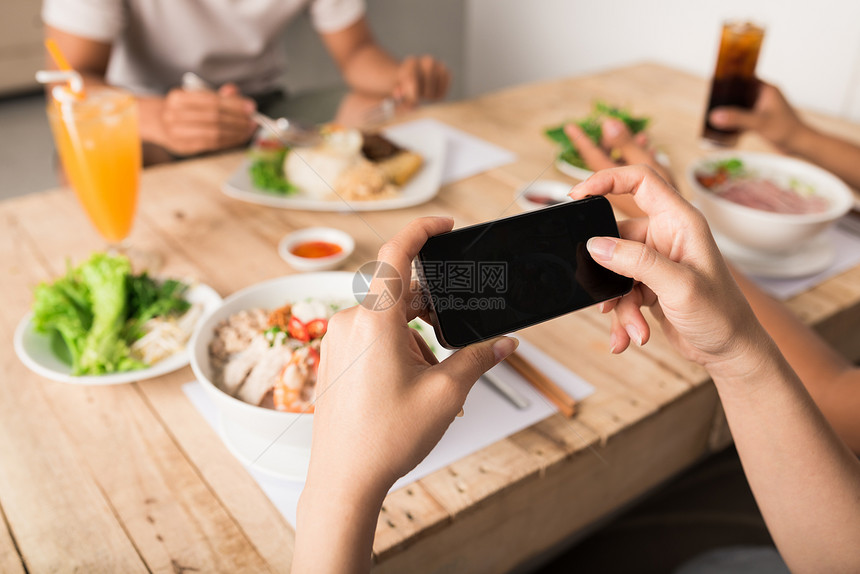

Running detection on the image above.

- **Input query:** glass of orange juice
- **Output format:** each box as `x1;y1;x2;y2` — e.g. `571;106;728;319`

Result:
47;86;141;246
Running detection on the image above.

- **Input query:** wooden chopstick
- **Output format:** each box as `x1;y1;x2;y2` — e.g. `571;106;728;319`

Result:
505;352;577;417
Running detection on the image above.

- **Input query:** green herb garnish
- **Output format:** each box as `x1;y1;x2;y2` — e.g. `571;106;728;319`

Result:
249;148;298;195
713;158;745;176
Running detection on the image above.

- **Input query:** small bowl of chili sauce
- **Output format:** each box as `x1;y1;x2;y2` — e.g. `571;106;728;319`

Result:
278;227;355;272
515;180;574;212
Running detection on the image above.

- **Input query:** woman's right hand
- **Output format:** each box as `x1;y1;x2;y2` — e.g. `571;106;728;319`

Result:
569;165;772;382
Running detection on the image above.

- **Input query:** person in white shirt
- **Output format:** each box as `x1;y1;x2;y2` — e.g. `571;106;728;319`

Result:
43;0;450;162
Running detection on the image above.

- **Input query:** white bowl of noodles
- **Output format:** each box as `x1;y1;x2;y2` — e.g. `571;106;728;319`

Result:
687;152;854;256
189;272;356;480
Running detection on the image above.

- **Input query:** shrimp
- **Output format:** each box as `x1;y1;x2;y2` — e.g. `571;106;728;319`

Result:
273;346;320;413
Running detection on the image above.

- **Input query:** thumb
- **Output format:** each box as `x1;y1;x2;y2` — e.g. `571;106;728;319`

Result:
586;236;680;296
708;106;759;131
437;336;519;388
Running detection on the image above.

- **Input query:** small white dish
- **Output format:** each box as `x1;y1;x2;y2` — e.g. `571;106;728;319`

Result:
278;227;355;271
514;180;573;211
14;283;222;385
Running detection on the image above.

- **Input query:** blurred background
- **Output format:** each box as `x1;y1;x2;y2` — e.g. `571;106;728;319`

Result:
2;0;859;198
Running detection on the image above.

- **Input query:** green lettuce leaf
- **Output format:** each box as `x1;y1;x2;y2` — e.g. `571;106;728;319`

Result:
31;266;92;373
77;253;144;375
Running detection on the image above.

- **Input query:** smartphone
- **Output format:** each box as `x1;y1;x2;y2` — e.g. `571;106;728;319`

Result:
416;196;633;349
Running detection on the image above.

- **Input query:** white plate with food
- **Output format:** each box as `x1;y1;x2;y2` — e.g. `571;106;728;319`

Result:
189;272;445;480
14;253;222;385
222;126;446;211
554;151;670;181
545;101;667;181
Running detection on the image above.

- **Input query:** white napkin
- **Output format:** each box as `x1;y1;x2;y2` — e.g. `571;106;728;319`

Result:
384;118;517;184
182;338;593;527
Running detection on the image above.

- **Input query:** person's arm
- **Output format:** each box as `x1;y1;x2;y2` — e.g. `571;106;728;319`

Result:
293;217;517;573
319;16;450;105
732;271;860;453
570;166;860;573
44;25;257;159
709;82;860;190
569;119;860;455
781;125;860;191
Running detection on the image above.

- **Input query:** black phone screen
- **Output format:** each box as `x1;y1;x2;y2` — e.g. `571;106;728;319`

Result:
417;196;633;348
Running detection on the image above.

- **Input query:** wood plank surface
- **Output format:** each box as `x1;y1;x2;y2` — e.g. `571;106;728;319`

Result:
2;62;860;573
373;383;720;574
0;206;149;574
1;196;280;573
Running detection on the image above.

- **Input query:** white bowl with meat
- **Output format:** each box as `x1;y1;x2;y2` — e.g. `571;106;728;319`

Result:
189;272;356;479
687;152;854;256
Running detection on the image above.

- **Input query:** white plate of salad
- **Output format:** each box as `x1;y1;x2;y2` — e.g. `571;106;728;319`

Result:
545;101;667;180
14;253;223;385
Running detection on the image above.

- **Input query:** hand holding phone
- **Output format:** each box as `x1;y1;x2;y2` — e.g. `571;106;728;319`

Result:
417;196;632;348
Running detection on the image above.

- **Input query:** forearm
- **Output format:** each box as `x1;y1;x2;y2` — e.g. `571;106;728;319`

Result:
340;43;400;96
787;124;860;191
713;338;860;572
732;271;860;453
293;480;386;574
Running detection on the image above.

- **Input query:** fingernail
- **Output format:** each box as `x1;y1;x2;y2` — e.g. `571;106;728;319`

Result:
709;109;727;125
603;119;622;138
609;331;619;354
436;215;455;224
244;101;256;113
587;237;617;261
627;324;643;346
568;180;587;197
493;337;519;362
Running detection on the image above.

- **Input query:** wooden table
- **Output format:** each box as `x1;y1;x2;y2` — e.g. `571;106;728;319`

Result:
2;63;859;573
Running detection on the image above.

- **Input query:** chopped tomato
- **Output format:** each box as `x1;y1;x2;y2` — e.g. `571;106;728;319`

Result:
255;137;285;151
306;348;321;373
288;316;310;342
306;318;328;340
696;169;729;190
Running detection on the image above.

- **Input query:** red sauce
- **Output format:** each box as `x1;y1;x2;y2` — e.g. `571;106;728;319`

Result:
290;240;343;259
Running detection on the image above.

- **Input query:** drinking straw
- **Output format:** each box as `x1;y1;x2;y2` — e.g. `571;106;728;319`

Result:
40;38;85;97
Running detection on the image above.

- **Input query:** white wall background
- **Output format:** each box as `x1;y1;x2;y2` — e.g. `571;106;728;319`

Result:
465;0;860;121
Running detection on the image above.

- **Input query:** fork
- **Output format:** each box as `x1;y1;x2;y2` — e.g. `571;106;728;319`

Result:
251;112;321;147
361;97;398;126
